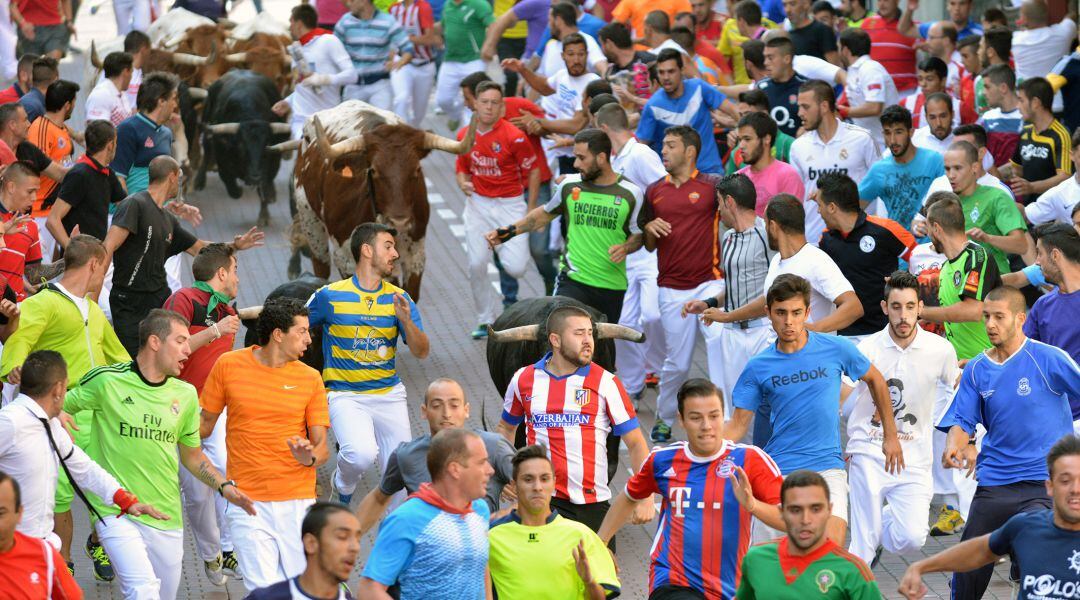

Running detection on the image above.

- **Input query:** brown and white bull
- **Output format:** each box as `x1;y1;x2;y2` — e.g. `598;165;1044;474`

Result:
292;100;476;301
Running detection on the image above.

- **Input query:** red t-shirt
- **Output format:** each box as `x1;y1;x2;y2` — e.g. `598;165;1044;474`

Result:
0;84;24;105
0;210;41;300
860;15;918;92
0;531;84;600
17;0;63;26
696;14;725;46
162;286;238;393
0;139;17;168
503;96;553;183
643;172;722;290
455;119;538;199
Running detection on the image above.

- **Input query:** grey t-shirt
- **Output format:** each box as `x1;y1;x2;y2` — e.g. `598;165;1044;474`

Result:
379;429;515;511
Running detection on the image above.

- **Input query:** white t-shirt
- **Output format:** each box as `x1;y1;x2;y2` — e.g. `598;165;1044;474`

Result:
540;69;600;158
789;120;880;243
912;128;995;172
1013;18;1077;82
538;33;606;78
845;326;960;469
95;67;141;117
907;242;946;277
1025;175;1080;225
610;137;666;190
792;54;841;84
54;282;90;322
763;243;854;330
85;78;132;127
285;33;356;129
845;55;899;141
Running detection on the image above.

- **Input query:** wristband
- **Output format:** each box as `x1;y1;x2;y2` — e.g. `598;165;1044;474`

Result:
308;456;317;467
211;323;221;339
704;297;719;309
218;480;236;496
496;224;517;242
113;489;138;515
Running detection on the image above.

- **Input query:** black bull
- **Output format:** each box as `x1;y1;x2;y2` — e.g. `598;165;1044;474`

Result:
198;70;289;225
241;275;327;370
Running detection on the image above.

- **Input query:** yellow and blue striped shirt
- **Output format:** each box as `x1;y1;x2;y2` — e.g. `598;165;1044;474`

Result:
306;276;423;394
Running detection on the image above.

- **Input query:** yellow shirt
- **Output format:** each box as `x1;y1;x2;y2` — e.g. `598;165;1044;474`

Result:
717;17;777;84
494;0;527;39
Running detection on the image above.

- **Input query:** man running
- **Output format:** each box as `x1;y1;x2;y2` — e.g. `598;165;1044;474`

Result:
736;471;881;598
200;297;329;591
306;222;429;506
63;309;256;600
598;379;784;599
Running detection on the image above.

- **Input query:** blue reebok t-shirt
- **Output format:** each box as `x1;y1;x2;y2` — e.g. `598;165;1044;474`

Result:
637;79;727;174
733;332;871;473
987;509;1080;600
937;339;1080;486
858;147;944;232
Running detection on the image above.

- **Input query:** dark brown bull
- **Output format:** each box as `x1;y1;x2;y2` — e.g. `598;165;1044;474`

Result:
223;45;293;94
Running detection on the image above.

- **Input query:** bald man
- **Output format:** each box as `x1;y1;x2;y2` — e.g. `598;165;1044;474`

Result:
354;378;515;533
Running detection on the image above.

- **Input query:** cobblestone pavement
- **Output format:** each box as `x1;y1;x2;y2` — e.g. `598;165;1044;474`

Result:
58;3;1017;597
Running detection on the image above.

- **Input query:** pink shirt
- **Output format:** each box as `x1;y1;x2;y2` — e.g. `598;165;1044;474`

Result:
738;159;805;217
316;0;349;26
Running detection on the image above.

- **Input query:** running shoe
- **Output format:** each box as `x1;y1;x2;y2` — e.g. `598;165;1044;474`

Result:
870;545;884;569
66;561;74;577
651;419;672;443
222;550;243;580
644;373;659;387
470;325;489;340
203;553;227;586
929;504;965;536
85;534;114;581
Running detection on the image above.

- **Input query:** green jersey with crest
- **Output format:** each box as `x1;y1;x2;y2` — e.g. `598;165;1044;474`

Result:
736;538;880;599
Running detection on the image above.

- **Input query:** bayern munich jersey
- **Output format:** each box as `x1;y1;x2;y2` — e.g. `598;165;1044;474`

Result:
625;441;784;600
502;354;639;504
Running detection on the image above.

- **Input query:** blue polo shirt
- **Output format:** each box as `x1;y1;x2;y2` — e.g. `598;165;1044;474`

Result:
987;510;1080;600
18;88;45;123
937;339;1080;486
111;113;173;194
918;19;982;40
637;79;727;174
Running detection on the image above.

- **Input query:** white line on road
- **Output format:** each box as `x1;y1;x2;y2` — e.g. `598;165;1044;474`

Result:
429;193;444;205
450;224;465;237
437;208;457;220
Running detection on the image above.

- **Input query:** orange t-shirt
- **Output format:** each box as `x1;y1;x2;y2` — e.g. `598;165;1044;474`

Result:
200;347;330;502
612;0;692;39
27;116;74;217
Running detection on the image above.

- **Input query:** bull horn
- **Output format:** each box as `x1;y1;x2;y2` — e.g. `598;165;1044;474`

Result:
314;116;366;163
266;139;301;152
172;51;212;66
187;87;208;100
595;323;646;342
485;324;540;343
236;305;263;320
270;122;292;134
225;52;248;64
421;114;477;154
217;18;238;28
207;123;241;134
90;40;103;69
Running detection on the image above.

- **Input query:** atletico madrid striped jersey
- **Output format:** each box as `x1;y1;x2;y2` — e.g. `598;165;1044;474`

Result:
502;354;639;504
625;441;784;600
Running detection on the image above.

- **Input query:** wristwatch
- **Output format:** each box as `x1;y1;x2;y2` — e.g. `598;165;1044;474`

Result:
217;480;236;496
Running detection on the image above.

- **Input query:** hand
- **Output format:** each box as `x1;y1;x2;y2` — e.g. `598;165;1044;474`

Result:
643;218;672;239
2;213;32;236
271;100;291;116
912;218;928;237
481;42;497;63
727;465;759;512
287;435;316;466
682;300;708;318
65;21;76;36
126;502;170;521
167;202;202;226
500;483;518;503
0;299;19;321
965;227;988;242
223;484;257;516
392;292;413;323
943;441;977;477
509;113;540;135
5;365;20;385
906;0;919;12
572;539;595;586
59;411;78;440
458;179;475;196
726;129;738;150
301;72;331;87
215;315;240;337
1009;177;1033;196
500;58;525;73
700;307;729;326
608;243;630;263
232;226;265;250
484;229;505;249
882;436;906;474
897;565;928;599
19;21;34;39
631;498;656;524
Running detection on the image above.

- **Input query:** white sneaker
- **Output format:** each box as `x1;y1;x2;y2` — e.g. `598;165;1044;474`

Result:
222;550;243;580
203;554;227;586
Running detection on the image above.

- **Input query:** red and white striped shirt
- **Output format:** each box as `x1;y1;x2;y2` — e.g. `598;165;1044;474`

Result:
388;0;435;64
900;92;962;130
502;354;639;504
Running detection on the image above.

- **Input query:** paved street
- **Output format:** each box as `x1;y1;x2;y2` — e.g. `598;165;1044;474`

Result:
51;2;1020;598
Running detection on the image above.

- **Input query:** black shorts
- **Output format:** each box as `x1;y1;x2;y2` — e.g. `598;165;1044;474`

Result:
554;274;625;325
111;287;172;357
649;585;706;600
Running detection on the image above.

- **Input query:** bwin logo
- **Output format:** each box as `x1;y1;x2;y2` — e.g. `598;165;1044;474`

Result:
770;367;829;387
807;166;849;181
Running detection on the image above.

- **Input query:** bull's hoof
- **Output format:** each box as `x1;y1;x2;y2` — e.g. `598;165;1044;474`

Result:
224;183;243;199
287;252;301;281
257;213;271;228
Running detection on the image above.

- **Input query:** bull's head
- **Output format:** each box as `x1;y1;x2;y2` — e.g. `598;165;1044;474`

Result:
312;115;478;237
206;120;292;186
485;323;645;343
224;47;294;94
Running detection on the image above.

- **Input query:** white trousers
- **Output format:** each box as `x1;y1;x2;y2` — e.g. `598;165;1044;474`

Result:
33;217;56;265
329;383;412;495
656;280;727;423
615;249;664;396
0;22;15;81
930;428;978;520
716;320;772;419
112;0;152;35
436;59;484;122
344;79;393;112
391;62;436;127
464;194;528;326
179;409;230;562
226;498;314;591
848;453;934;563
95;517;184;600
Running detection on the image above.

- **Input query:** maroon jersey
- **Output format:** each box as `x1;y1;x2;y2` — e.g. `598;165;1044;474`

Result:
643;172;722;289
163;286;237;393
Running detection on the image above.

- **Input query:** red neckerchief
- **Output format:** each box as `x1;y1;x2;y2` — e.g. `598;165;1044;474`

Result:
77;154;110;176
410;483;474;515
300;28;333;45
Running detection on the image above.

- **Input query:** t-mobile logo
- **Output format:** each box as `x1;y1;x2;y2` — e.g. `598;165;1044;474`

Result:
669;486;692;517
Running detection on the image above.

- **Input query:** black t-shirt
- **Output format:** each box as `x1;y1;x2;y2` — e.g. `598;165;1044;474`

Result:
111;191;198;294
789;20;837;60
1010;119;1073;205
15;141;58;209
56;159;127;241
754;72;808;137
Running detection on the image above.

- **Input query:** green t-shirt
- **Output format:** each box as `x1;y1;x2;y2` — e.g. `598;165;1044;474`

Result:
489;512;620;599
544;174;644;291
441;0;493;63
938;241;1001;360
724;132;794;175
64;361;201;530
958;184;1027;274
736;539;881;599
